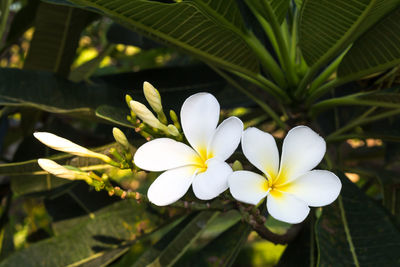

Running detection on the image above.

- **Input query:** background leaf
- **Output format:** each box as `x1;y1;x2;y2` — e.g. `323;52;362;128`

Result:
338;7;400;81
299;0;400;69
315;173;400;266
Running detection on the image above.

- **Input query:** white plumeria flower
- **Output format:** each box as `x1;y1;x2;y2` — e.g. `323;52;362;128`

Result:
228;126;341;224
134;93;243;206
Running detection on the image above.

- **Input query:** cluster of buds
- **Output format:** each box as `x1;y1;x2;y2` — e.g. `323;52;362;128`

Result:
126;82;182;141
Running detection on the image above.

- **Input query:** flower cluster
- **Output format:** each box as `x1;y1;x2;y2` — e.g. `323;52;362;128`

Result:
35;82;341;224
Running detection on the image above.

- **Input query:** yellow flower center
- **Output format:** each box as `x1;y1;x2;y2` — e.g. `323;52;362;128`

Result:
262;167;289;198
192;147;213;174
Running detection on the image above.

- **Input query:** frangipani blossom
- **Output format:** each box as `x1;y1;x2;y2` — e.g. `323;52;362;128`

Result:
134;93;243;206
228;126;341;224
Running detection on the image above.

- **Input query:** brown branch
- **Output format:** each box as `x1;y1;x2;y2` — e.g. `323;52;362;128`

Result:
238;202;304;244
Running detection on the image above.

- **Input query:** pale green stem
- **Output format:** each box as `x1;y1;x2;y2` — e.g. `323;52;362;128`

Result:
326;108;400;141
306;77;349;105
309;49;349;92
230;70;289;102
244;33;287;89
210;65;287;130
260;0;298;87
310;92;400;117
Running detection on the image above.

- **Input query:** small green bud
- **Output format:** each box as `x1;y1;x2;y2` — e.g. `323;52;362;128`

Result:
112;127;130;151
125;94;133;107
169;110;181;130
232;160;243;171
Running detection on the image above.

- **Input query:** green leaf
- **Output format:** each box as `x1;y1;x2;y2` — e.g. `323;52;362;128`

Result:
47;0;260;75
177;221;251;267
23;2;97;76
315;173;400;266
246;0;291;24
0;68;122;116
133;211;218;267
299;0;400;68
338;7;400;80
96;105;135;129
377;170;400;220
0;200;164;267
310;90;400;115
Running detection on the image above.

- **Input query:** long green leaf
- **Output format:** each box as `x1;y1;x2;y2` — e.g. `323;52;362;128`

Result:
338;7;400;80
0;200;164;267
299;0;400;70
315;173;400;266
24;2;97;76
310;90;400;116
134;211;218;267
177;221;251;267
46;0;260;75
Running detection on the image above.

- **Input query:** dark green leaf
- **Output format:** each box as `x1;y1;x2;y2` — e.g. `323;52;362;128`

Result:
299;0;400;68
133;211;218;267
178;221;251;267
24;2;97;76
338;7;400;80
0;200;164;267
45;0;260;75
315;173;400;266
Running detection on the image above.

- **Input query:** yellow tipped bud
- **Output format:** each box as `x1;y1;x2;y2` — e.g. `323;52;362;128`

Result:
169;110;179;122
143;82;162;113
232;160;243;171
125;94;133;107
167;124;180;136
129;100;166;130
33;132;112;163
112;127;130;150
38;159;92;183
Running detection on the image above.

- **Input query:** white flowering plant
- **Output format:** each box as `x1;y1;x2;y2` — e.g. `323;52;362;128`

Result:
1;0;400;266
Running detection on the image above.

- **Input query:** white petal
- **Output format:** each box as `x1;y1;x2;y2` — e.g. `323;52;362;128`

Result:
33;132;107;160
207;117;243;161
192;160;232;200
267;191;310;224
241;127;279;179
279;126;326;182
228;170;269;205
282;170;341;207
147;165;197;206
134;138;199;172
181;93;220;157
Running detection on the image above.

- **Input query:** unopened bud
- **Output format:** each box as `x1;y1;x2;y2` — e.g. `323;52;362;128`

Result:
232;160;243;171
129;100;166;130
169;110;181;130
125;94;133;107
112;127;130;151
37;159;92;183
143;82;162;113
34;132;113;163
167;124;180;136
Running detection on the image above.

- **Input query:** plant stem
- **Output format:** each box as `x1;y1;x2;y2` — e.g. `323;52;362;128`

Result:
309;49;348;92
210;65;288;130
230;70;289;102
0;0;12;44
259;0;298;87
306;77;349;105
326;108;400;141
244;33;287;89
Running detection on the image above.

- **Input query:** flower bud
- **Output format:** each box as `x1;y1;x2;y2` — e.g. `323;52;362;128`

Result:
232;160;243;171
112;127;130;151
143;82;162;113
167;124;180;137
38;159;91;183
129;100;166;130
33;132;112;163
125;94;133;108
